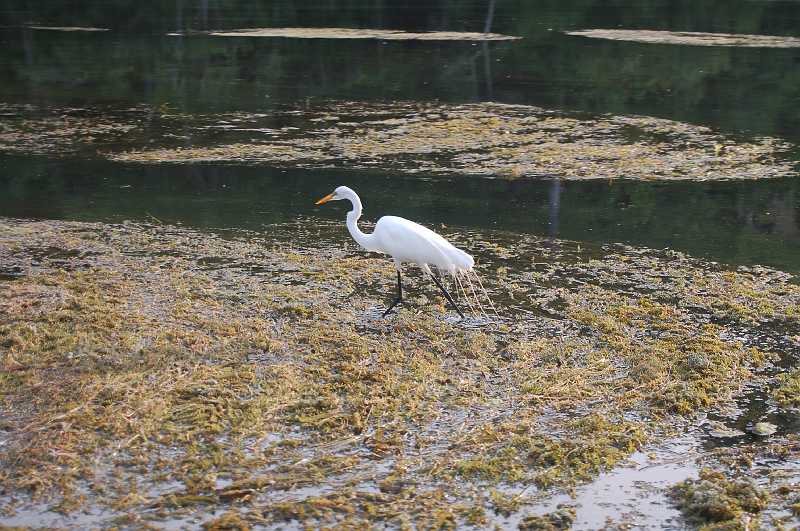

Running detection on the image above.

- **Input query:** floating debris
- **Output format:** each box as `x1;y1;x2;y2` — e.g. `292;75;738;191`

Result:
706;421;745;439
1;102;793;181
168;27;521;41
0;104;138;155
750;422;778;437
567;29;800;48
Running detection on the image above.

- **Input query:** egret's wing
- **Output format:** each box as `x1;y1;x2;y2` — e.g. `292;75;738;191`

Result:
374;216;473;272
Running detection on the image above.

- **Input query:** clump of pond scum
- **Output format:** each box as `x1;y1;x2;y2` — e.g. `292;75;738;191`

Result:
1;217;799;527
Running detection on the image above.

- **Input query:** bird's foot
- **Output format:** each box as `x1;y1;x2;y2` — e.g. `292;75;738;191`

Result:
382;297;402;317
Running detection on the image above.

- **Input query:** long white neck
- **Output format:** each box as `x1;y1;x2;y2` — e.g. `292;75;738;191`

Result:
343;190;377;251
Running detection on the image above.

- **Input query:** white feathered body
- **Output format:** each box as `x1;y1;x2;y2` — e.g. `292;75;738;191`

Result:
370;215;474;276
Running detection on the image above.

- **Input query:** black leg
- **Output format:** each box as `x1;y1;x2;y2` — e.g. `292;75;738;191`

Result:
382;270;403;317
430;274;465;319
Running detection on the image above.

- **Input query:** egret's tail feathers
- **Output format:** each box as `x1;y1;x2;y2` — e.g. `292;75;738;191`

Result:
473;272;500;318
454;272;477;316
451;269;499;321
464;272;488;319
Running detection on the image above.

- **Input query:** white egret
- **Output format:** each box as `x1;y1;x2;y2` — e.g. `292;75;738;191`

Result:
315;185;474;318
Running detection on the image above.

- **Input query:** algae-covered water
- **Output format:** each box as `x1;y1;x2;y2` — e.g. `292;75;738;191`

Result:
1;1;800;530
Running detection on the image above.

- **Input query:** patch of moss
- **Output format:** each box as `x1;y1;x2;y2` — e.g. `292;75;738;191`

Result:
450;415;646;487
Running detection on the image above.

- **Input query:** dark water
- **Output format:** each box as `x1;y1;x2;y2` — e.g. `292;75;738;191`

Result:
2;1;800;137
0;1;799;272
2;156;798;272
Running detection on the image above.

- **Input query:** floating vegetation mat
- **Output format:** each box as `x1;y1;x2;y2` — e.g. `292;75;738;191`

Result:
168;27;521;41
112;101;797;181
567;29;800;48
1;100;793;181
0;103;140;156
1;217;799;528
25;25;110;32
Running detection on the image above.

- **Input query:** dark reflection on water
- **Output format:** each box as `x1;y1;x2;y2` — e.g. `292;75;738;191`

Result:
0;1;799;272
1;156;798;273
1;1;800;139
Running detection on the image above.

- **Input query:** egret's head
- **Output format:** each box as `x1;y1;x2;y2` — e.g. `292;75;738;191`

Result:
315;186;353;205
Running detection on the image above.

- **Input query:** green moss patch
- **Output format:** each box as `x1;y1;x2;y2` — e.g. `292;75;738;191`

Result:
518;506;576;530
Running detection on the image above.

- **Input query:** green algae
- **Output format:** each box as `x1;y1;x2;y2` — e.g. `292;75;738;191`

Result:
0;217;798;528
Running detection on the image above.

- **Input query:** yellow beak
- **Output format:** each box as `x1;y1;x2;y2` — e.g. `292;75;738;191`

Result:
315;192;335;205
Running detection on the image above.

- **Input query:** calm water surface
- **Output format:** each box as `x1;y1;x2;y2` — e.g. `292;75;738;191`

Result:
0;0;799;272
